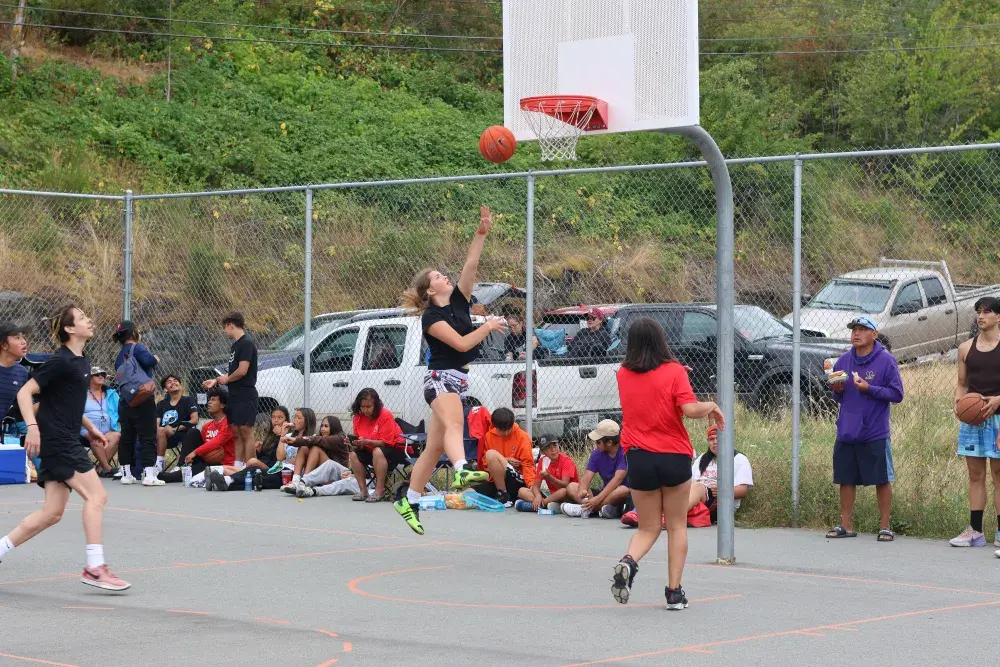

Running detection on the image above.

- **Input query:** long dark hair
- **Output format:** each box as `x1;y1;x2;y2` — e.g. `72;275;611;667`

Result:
621;317;678;373
294;407;317;436
321;415;344;435
351;388;383;421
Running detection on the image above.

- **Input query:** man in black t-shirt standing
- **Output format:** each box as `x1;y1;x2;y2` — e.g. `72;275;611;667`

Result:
0;306;130;591
202;311;257;468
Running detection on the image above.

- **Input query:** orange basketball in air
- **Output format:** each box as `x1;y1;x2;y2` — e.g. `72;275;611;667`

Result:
479;125;517;163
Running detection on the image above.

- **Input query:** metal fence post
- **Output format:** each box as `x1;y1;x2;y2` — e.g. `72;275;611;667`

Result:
524;173;535;440
669;126;736;564
123;189;134;321
303;187;313;410
791;157;803;527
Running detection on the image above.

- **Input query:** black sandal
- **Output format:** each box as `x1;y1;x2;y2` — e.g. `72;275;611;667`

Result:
826;525;857;538
877;529;895;542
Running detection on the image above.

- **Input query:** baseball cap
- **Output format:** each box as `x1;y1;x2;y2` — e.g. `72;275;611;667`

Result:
112;320;136;342
0;322;25;339
90;365;108;377
707;424;718;437
537;436;559;451
847;315;878;331
582;306;607;321
588;419;621;441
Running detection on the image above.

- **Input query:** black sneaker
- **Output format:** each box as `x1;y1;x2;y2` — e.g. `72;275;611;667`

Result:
665;586;689;610
252;470;263;491
497;489;511;507
207;471;228;492
611;555;638;604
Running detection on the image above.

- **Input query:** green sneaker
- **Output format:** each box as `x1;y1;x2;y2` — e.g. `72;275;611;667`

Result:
394;498;424;535
452;466;488;489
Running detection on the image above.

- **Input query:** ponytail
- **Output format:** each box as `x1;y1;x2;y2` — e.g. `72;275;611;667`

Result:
402;268;434;314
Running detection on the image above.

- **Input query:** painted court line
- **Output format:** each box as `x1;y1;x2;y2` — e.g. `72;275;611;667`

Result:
255;616;290;625
315;629;340;638
348;565;742;610
342;643;352;653
0;654;79;667
315;660;338;667
62;605;115;611
559;599;1000;666
167;609;214;615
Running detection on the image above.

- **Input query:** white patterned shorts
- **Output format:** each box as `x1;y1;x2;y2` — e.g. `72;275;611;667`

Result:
422;369;469;406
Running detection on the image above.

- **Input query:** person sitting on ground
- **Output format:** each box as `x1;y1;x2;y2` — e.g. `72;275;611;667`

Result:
280;407;318;488
245;406;290;472
503;311;549;361
467;399;492;467
283;415;352;488
563;419;631;519
347;388;406;502
80;366;121;476
688;424;754;523
566;307;613;358
281;416;359;498
528;437;580;510
472;407;535;507
154;374;198;474
156;387;233;483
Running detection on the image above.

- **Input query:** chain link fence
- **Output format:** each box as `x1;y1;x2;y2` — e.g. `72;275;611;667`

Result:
3;142;999;538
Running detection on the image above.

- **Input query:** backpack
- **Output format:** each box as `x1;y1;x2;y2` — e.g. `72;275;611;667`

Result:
115;343;156;407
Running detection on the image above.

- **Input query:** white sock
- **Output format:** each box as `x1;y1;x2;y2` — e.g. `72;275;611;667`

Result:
292;474;300;484
223;476;233;486
85;544;104;569
234;460;244;469
406;488;421;503
0;535;15;559
155;456;164;471
123;467;135;479
454;459;468;470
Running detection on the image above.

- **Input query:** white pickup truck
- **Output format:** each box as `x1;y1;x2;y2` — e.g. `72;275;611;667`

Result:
259;314;618;438
787;259;1000;363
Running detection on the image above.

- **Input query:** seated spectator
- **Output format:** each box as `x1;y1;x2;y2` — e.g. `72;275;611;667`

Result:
348;388;406;502
467;400;492;467
688;424;754;523
279;417;359;498
503;311;549;361
528;437;580;510
245;406;290;472
158;387;233;482
563;419;630;518
155;374;199;474
566;307;613;358
80;366;121;476
472;407;535;507
0;322;29;434
293;415;352;474
281;407;318;487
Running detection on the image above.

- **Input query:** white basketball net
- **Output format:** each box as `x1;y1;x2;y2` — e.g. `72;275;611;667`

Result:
519;98;598;161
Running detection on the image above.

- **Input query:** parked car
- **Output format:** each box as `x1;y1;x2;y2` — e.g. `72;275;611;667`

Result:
188;283;526;422
787;258;1000;362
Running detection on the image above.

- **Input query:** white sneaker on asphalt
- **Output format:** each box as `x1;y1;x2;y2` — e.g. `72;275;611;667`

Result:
112;467;124;479
995;549;1000;559
120;474;137;485
949;526;986;547
562;503;583;517
141;468;165;486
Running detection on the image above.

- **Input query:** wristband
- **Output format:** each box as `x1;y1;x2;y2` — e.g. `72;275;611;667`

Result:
26;423;38;428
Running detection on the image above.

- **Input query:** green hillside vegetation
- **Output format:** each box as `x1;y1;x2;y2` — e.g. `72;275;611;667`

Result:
1;0;1000;331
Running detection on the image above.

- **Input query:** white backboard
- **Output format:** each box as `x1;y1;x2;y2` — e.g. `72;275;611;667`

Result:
503;0;700;141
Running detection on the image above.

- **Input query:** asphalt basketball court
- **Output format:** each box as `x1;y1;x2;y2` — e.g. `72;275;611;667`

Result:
0;482;997;667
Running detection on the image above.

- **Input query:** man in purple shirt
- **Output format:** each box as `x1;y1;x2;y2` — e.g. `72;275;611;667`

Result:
826;315;904;542
564;419;631;519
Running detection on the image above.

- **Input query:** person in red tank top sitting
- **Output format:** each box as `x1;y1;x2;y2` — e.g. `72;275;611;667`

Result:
951;297;1000;552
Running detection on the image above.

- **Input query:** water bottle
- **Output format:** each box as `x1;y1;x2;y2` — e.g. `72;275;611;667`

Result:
514;500;533;512
244;471;253;492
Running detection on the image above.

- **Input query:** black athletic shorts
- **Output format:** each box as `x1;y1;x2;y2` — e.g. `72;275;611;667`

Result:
355;446;409;470
471;466;526;500
37;445;94;489
225;397;258;427
625;448;692;491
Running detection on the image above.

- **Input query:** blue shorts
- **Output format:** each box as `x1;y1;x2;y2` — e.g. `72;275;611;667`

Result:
833;438;894;486
957;415;1000;458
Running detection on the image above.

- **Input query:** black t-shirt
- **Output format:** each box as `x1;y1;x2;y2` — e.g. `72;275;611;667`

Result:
422;289;479;371
227;334;258;399
504;330;549;360
157;394;198;430
31;346;90;453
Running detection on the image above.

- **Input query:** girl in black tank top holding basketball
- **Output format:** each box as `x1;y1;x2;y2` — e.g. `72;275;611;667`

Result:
952;296;1000;550
394;206;507;535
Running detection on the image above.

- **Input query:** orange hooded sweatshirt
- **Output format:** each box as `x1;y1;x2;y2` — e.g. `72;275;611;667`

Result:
480;423;535;487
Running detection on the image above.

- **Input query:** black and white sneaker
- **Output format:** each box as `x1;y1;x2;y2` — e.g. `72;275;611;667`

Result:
665;586;689;610
611;555;638;604
497;489;512;508
206;470;228;492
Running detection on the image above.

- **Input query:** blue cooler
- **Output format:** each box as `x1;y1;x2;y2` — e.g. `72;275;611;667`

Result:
0;443;28;484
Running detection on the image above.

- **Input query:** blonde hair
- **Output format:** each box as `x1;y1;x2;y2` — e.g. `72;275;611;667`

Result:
50;305;78;345
401;268;434;314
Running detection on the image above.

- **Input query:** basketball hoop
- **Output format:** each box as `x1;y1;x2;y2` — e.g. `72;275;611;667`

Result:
519;95;608;161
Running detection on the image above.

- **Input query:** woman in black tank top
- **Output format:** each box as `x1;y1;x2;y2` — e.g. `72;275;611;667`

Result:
965;335;1000;397
394;206;507;535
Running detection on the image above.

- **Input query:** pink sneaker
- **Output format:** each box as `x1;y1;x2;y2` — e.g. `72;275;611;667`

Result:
81;565;131;591
621;510;638;527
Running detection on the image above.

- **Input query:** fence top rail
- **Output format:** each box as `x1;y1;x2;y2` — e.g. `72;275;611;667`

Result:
0;188;125;201
21;141;1000;202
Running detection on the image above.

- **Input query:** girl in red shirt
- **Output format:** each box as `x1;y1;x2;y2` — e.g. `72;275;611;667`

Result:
347;388;406;502
612;317;724;611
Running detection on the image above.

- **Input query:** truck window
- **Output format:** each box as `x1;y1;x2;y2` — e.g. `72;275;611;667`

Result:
920;277;947;306
362;326;407;370
619;310;683;351
310;328;359;372
680;312;717;346
893;282;924;313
